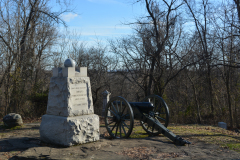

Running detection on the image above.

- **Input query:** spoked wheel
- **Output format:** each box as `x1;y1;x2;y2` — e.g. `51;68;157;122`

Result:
140;94;169;136
105;96;134;138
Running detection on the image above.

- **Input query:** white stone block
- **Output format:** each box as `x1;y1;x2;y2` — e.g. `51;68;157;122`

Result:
75;72;80;77
62;67;75;77
52;68;59;77
75;67;87;77
80;67;87;77
46;77;94;117
218;122;227;129
40;114;99;146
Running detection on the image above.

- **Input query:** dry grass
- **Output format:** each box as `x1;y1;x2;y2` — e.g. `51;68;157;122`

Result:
168;124;240;153
102;119;240;153
116;147;188;160
115;124;240;159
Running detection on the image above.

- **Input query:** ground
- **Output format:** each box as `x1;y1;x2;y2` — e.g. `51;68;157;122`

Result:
0;118;240;160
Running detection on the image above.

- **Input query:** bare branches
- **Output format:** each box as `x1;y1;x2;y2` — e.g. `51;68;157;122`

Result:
0;0;73;114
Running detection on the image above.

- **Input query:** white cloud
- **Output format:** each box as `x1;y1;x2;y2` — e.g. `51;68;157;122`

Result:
61;13;78;22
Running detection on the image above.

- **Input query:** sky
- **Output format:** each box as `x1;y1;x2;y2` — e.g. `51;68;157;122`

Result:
57;0;146;46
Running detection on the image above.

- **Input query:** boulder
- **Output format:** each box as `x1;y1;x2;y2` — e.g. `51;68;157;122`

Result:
3;113;23;128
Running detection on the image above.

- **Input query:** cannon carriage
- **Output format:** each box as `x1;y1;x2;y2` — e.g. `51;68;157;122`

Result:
104;95;190;146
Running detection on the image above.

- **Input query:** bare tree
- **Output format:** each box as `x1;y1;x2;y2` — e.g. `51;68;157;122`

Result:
110;0;197;101
0;0;69;115
212;0;240;128
183;0;217;117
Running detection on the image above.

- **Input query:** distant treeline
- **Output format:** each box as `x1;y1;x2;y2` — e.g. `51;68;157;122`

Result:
0;0;239;128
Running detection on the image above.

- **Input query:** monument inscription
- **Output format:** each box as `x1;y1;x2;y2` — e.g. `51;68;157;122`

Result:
70;83;88;109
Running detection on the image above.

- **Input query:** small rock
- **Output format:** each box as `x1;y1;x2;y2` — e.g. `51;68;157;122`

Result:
3;113;23;128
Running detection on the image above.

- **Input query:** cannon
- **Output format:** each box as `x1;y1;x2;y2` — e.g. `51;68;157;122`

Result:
104;95;191;146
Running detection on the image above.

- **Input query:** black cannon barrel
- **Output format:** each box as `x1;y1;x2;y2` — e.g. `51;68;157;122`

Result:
129;102;154;112
141;114;191;146
112;101;154;112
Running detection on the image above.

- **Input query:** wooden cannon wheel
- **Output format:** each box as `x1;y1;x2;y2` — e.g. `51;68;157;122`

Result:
140;94;170;136
104;96;134;138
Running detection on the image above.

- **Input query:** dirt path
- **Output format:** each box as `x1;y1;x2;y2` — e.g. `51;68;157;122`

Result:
0;122;240;160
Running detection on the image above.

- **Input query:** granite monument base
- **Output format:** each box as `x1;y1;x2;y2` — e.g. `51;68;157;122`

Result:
40;114;99;146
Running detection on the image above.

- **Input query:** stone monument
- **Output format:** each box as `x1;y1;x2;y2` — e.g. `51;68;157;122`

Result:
102;90;111;117
40;58;99;146
218;122;227;130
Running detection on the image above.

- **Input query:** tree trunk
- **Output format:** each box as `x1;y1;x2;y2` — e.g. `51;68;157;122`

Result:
147;57;156;95
226;71;233;128
188;74;201;124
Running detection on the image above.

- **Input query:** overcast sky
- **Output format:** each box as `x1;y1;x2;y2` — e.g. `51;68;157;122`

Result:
58;0;145;45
